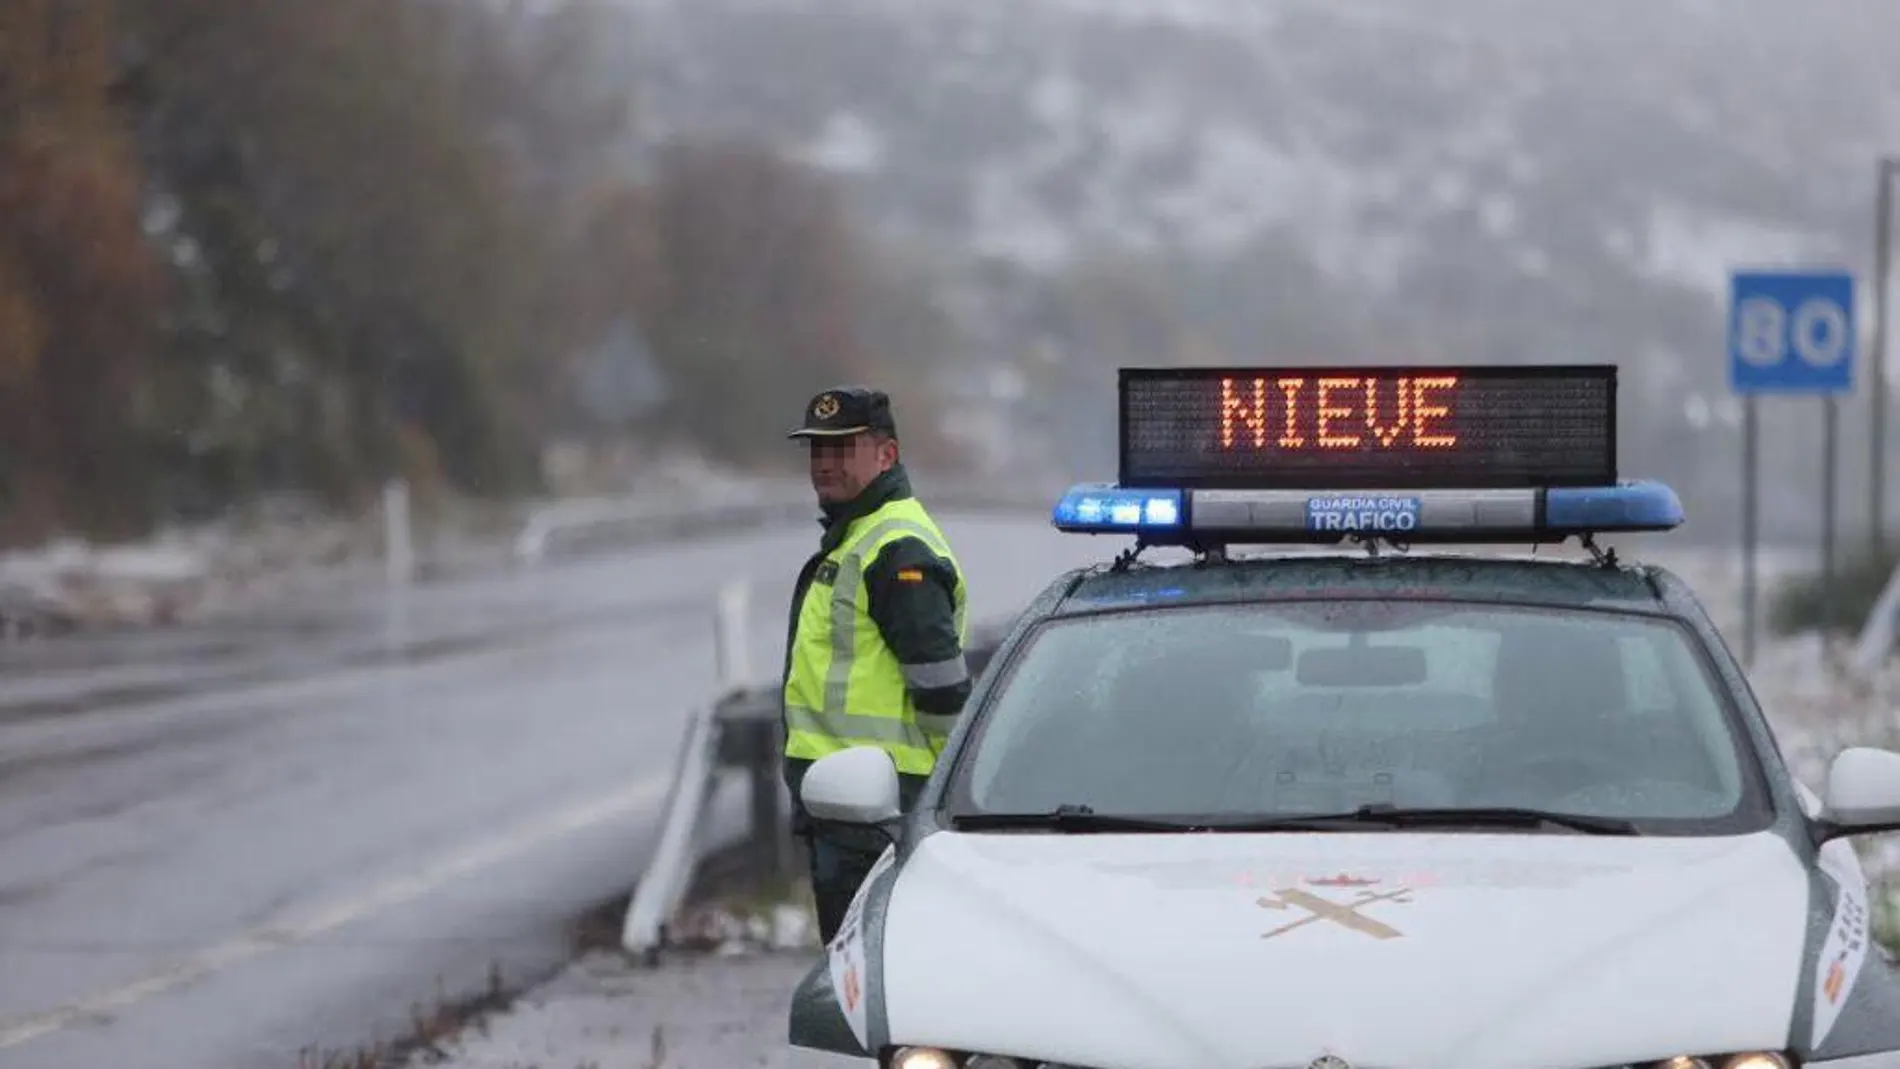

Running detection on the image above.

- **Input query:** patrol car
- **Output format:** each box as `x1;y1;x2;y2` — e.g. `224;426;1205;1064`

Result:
786;364;1900;1069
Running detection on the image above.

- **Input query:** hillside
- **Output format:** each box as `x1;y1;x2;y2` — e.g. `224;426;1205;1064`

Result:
596;0;1900;540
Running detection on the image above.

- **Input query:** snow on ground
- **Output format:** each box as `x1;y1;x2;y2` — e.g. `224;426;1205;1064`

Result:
0;494;501;636
0;460;812;637
405;894;821;1069
1753;641;1900;891
409;950;817;1069
0;459;1048;639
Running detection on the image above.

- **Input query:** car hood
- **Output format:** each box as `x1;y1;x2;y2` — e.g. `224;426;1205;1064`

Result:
878;828;1811;1069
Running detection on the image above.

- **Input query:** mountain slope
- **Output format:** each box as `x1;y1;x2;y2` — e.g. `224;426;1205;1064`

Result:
595;0;1900;538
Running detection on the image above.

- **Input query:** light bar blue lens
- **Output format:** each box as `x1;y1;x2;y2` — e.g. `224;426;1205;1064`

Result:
1544;480;1684;532
1052;484;1184;533
1050;480;1683;542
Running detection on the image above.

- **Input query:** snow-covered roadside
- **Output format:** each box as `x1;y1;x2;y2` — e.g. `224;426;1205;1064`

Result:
0;495;519;637
407;948;818;1069
0;461;820;639
1648;546;1900;913
1750;636;1900;932
0;458;1050;640
398;883;823;1069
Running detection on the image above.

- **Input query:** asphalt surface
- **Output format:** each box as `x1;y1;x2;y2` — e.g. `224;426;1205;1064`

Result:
0;510;1107;1069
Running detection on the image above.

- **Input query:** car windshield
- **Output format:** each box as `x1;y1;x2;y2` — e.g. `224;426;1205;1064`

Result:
946;599;1772;835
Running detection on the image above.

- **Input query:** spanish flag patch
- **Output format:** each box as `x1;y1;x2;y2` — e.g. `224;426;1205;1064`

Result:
896;568;925;583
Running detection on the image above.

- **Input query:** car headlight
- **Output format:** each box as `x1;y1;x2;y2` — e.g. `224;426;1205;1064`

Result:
1645;1055;1794;1069
892;1049;1794;1069
888;1048;1084;1069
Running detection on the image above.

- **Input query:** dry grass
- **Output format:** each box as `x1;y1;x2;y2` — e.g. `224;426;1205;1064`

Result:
292;963;514;1069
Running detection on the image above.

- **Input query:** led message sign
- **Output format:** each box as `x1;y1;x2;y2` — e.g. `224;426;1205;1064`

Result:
1118;365;1617;490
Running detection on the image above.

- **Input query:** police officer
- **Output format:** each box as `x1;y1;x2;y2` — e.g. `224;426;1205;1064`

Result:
781;385;971;943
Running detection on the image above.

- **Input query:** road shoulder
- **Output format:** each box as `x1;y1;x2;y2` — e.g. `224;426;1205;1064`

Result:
406;948;817;1068
351;841;823;1069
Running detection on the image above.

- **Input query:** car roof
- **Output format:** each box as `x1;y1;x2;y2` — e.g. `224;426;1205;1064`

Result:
1022;548;1711;624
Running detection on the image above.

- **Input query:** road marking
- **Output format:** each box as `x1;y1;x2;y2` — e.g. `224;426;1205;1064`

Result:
0;777;672;1050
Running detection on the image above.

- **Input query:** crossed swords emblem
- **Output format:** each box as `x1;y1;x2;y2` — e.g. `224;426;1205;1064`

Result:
1258;878;1414;940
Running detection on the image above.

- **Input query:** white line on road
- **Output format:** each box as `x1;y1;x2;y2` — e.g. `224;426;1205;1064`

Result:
0;776;673;1051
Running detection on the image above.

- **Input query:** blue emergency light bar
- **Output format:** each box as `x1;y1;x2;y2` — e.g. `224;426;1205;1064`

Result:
1064;362;1678;544
1051;480;1683;544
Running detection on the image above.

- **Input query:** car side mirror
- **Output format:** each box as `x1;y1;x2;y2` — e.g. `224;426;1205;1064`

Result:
1816;747;1900;842
801;747;904;830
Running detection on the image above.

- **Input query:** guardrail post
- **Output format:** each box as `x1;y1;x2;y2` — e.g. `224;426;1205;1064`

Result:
384;479;414;587
714;686;796;887
710;577;794;885
713;580;751;687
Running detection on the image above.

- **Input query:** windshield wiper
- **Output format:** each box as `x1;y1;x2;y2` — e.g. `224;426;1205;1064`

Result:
1130;805;1639;835
950;804;1222;833
950;803;1638;836
1333;804;1639;836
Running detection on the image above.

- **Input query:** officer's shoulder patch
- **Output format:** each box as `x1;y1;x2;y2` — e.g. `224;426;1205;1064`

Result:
895;568;925;583
815;560;840;584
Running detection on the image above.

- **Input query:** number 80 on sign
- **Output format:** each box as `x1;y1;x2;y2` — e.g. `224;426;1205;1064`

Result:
1728;269;1857;395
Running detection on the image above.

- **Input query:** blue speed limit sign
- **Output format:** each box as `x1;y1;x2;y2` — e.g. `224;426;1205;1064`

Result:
1729;269;1857;394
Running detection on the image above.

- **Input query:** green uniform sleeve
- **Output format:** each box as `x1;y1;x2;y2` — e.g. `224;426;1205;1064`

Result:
863;535;969;733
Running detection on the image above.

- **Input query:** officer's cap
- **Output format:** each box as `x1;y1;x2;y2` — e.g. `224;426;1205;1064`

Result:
787;385;898;440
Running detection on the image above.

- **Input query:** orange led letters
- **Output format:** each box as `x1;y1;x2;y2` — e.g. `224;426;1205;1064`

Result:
1277;378;1305;448
1314;377;1360;448
1220;377;1269;449
1218;374;1460;452
1410;376;1456;448
1364;377;1409;447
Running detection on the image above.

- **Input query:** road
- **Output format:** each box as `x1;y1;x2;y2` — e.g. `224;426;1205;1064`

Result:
0;510;1107;1069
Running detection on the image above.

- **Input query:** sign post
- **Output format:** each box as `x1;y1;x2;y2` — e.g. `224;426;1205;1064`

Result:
1728;268;1858;667
1874;158;1897;556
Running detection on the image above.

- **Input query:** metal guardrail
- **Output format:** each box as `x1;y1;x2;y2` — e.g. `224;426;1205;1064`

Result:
513;478;1055;567
621;579;803;957
620;577;1018;957
618;693;729;957
513;491;814;564
1851;563;1900;677
616;679;794;958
